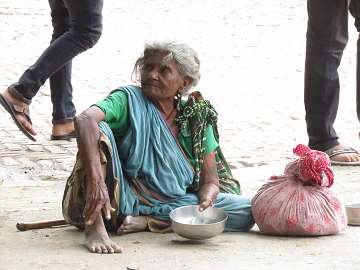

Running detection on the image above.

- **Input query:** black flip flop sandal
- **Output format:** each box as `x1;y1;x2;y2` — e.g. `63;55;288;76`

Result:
325;146;360;166
0;94;36;141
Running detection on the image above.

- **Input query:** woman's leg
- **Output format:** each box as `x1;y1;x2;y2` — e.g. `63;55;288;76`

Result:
213;193;254;232
62;128;123;254
127;192;254;233
62;154;123;254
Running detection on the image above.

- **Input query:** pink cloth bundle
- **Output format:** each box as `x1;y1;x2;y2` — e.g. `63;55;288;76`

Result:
251;144;347;236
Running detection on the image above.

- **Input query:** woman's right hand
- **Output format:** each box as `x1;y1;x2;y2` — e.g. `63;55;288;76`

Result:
74;106;110;225
83;175;114;225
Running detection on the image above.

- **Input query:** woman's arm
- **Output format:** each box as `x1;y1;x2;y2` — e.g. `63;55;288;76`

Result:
74;106;113;225
198;151;220;211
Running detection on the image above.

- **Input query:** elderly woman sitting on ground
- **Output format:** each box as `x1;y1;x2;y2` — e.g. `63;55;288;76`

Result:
63;41;254;254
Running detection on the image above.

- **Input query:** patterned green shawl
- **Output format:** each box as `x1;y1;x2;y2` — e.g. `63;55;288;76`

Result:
175;91;241;195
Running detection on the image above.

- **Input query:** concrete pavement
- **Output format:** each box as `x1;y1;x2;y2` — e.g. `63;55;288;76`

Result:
1;1;360;269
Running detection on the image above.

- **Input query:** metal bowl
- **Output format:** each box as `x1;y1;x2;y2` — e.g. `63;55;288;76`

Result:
346;203;360;225
170;205;228;240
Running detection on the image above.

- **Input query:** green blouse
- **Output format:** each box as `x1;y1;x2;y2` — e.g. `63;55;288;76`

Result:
95;89;219;167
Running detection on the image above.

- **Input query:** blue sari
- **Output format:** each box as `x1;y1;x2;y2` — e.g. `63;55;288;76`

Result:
98;86;254;232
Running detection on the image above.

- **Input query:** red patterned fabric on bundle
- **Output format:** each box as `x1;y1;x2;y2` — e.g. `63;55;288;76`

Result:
251;144;347;236
292;144;334;187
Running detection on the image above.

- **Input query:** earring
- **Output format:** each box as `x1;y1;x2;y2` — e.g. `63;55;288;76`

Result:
174;90;182;109
176;90;182;100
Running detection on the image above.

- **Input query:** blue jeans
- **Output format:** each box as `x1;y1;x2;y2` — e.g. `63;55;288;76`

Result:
305;0;360;151
9;0;103;124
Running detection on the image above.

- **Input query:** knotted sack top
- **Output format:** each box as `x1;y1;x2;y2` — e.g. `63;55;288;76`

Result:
284;144;334;187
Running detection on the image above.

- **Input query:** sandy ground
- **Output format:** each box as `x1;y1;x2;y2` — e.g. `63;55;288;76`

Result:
1;165;360;270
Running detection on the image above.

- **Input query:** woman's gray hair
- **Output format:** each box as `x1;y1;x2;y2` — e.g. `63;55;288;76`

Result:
132;41;201;95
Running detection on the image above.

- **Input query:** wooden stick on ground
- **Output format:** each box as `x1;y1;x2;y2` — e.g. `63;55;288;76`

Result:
16;219;69;231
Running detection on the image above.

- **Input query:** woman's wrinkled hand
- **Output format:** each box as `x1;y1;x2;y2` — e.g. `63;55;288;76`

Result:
83;178;114;225
199;197;213;212
198;152;220;212
198;183;219;212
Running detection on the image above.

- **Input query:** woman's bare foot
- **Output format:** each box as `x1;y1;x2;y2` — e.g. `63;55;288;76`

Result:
325;144;360;163
117;216;148;234
1;88;36;136
52;121;75;137
85;215;123;254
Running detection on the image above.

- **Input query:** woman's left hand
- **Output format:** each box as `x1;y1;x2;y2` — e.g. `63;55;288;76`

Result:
198;152;220;212
199;183;219;211
199;200;212;212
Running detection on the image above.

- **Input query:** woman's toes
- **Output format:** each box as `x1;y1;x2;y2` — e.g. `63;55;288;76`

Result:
112;244;123;253
117;225;127;234
101;246;109;254
94;246;102;253
105;244;114;254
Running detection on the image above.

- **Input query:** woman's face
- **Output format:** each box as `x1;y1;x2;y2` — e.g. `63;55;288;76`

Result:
140;51;190;103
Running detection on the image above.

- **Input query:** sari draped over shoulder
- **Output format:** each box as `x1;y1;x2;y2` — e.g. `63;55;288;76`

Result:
99;86;194;216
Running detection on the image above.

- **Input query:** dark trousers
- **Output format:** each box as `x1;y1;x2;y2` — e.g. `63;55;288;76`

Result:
10;0;103;123
305;0;360;151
